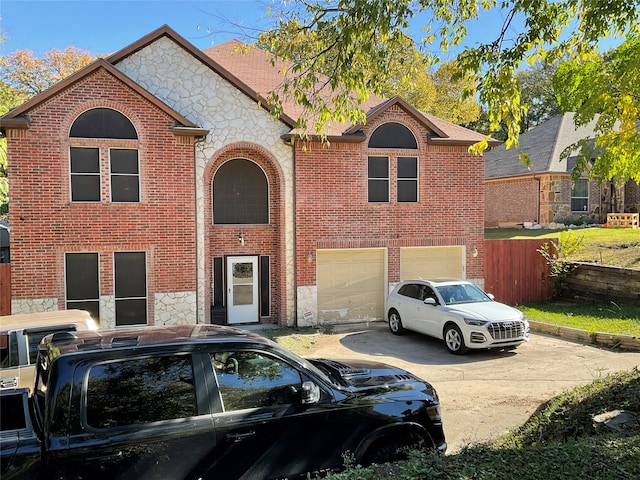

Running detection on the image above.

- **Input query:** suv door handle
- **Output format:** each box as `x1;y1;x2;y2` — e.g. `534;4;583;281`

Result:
226;430;255;443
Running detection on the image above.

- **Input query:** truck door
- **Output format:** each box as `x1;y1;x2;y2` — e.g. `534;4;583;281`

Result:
56;352;217;480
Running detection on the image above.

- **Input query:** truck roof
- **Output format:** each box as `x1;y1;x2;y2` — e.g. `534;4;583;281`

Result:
40;324;273;357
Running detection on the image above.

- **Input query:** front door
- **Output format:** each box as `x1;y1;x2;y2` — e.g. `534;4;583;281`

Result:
226;256;259;324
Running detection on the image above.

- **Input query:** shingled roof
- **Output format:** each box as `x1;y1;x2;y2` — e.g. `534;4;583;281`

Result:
205;39;489;144
485;112;599;179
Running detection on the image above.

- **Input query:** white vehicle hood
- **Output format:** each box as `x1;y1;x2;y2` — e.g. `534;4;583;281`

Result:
443;302;522;322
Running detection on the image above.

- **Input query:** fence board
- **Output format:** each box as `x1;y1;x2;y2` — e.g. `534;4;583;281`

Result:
0;263;10;315
484;239;554;306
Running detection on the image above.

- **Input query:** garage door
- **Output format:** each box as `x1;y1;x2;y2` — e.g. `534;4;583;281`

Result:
400;246;465;280
317;249;386;323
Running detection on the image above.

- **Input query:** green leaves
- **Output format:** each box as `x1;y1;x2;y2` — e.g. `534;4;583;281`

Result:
554;35;640;183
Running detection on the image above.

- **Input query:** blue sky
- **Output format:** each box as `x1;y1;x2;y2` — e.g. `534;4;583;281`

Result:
1;1;276;54
1;1;624;60
1;0;524;57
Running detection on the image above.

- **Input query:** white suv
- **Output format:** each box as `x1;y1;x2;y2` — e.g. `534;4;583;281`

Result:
386;279;530;354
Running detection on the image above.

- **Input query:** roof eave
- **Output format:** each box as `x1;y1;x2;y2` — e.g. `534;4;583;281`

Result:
280;131;366;144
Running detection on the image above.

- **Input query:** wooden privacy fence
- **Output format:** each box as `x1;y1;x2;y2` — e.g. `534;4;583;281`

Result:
0;263;10;315
484;239;554;306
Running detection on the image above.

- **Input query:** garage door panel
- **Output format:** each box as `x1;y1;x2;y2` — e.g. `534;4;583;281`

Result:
317;249;385;323
400;246;464;280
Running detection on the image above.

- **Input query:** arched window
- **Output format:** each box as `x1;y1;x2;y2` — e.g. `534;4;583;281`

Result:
368;122;417;149
367;122;419;203
70;108;137;139
213;159;269;224
69;108;139;203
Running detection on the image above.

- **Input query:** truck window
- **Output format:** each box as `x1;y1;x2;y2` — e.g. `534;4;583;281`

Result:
212;351;302;411
86;355;196;429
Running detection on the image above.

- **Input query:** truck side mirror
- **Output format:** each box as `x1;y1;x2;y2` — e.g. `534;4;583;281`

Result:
301;381;320;404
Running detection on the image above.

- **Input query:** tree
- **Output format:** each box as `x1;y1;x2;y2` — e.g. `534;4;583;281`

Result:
262;0;639;181
258;27;479;125
516;61;562;132
0;46;95;97
553;35;640;183
0;46;96;216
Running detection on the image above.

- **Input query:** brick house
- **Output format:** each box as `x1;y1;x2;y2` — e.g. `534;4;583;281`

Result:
485;113;640;227
1;25;489;327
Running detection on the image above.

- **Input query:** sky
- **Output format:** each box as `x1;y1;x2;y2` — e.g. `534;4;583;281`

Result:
1;0;523;58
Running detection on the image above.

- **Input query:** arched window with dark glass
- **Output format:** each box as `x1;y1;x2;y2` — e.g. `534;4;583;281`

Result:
367;122;419;203
213;159;269;224
69;108;139;203
368;122;417;149
70;108;137;140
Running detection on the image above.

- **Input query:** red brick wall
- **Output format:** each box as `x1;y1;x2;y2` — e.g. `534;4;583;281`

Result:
295;106;485;284
6;69;197;317
485;177;540;227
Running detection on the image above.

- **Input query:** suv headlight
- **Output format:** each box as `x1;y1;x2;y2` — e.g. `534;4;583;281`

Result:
463;318;487;326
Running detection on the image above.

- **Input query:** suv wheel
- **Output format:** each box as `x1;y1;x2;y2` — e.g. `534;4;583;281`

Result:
388;310;405;335
444;324;468;355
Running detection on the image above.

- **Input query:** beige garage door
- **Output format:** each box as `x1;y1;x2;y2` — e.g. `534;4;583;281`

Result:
400;246;465;280
317;248;386;323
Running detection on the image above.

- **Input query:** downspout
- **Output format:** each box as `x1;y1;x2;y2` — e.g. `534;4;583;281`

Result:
534;175;541;223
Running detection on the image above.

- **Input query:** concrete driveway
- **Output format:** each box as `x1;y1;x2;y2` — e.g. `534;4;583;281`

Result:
307;324;640;453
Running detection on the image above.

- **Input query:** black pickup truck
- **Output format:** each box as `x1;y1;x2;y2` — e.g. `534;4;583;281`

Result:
0;324;446;479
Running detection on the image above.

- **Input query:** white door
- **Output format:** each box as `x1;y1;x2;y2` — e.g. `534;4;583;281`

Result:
226;256;259;324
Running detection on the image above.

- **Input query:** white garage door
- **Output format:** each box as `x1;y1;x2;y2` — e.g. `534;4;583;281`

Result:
400;246;465;280
317;248;386;323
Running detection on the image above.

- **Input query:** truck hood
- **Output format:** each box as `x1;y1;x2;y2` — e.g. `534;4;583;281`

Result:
308;358;437;399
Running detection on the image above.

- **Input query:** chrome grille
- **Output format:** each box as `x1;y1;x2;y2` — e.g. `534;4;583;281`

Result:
487;321;525;340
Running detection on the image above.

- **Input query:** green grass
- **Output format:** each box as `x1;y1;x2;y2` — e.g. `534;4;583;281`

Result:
485;226;640;269
520;302;640;336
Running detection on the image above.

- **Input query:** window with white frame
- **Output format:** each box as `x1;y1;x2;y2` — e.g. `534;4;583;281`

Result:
571;178;589;212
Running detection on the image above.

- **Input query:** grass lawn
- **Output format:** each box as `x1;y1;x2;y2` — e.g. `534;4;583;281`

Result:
520;302;640;336
485;226;640;269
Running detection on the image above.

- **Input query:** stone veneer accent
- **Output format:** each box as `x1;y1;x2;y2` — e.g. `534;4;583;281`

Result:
154;292;197;326
116;38;296;325
11;298;59;314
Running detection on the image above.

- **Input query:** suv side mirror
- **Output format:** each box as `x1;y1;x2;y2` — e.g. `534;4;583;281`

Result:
423;297;437;306
301;381;320;404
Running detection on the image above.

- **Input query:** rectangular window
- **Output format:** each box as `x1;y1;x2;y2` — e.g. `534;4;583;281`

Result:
571;179;588;212
70;147;100;202
368;156;389;203
110;149;140;202
65;253;100;321
86;355;196;429
397;156;418;202
114;252;147;326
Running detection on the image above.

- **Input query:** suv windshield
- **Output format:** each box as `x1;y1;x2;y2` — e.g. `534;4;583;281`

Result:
436;284;492;305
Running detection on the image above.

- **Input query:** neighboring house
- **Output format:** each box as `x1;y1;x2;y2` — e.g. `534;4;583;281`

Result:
0;25;490;328
485;112;640;227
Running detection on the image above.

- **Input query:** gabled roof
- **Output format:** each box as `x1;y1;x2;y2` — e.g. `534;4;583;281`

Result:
0;58;206;136
2;23;488;144
108;25;296;128
485;112;599;179
205;40;489;144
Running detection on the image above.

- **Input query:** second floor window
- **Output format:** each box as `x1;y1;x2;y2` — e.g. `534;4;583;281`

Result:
69;108;139;203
